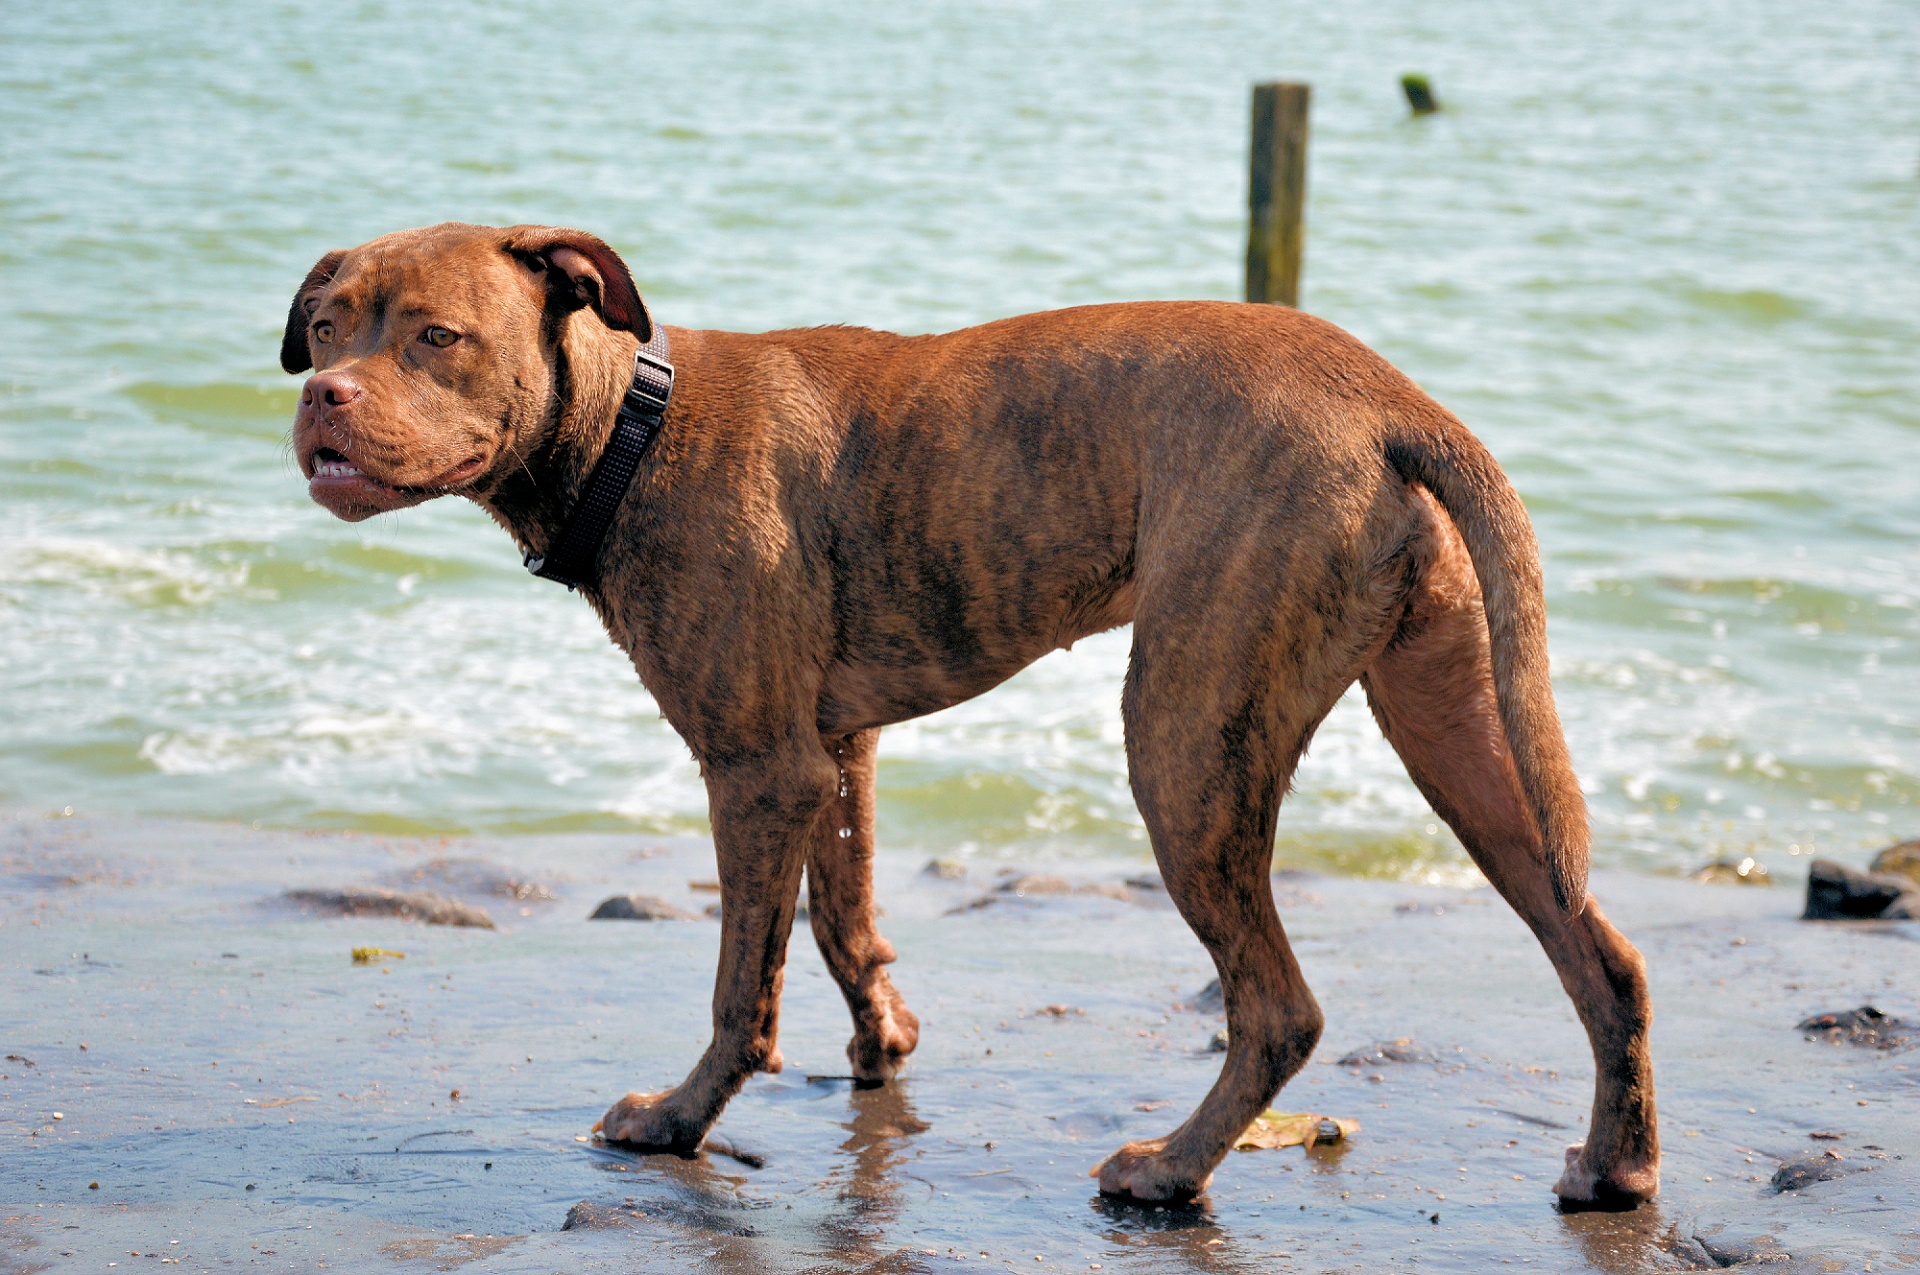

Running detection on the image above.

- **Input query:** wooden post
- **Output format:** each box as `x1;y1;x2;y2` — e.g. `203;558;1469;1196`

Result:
1245;82;1310;308
1401;74;1439;116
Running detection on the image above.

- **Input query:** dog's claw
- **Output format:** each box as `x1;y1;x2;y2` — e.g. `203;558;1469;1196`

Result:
1552;1140;1659;1212
846;977;920;1083
594;1089;705;1152
1092;1137;1213;1202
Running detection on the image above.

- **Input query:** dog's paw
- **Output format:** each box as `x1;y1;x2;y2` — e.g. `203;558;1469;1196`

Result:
757;1046;785;1075
1553;1141;1659;1212
847;980;920;1084
592;1090;705;1152
1091;1138;1214;1203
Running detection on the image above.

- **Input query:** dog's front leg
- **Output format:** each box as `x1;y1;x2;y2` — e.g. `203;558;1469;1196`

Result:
595;746;835;1151
807;729;919;1084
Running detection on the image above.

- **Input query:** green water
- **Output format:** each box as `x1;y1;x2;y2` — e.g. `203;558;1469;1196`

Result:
2;0;1916;881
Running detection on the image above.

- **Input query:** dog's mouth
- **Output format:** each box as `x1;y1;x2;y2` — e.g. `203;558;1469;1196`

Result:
306;446;485;523
308;447;485;494
312;447;368;482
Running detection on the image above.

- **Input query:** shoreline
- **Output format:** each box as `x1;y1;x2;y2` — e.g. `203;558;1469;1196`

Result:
3;811;1916;1272
4;803;1908;889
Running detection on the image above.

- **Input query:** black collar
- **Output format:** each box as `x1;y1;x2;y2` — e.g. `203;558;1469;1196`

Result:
525;327;674;590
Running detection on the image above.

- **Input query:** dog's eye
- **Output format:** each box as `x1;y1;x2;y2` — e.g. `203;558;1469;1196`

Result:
422;326;459;349
312;320;334;343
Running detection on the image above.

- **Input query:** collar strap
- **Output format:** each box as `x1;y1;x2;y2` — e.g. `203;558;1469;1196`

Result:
525;327;673;590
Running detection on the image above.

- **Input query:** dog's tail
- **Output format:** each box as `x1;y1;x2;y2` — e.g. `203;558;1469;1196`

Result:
1383;414;1590;916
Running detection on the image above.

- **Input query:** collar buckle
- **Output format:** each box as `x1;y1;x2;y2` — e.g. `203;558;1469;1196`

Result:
622;347;675;417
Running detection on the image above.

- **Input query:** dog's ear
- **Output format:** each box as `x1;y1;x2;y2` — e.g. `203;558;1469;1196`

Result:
280;249;348;374
503;226;652;342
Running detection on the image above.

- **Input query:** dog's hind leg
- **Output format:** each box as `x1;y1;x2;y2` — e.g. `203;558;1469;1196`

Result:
1094;544;1391;1201
806;728;920;1084
1361;491;1659;1210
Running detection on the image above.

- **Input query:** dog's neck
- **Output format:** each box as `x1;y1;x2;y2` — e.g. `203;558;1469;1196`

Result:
478;317;644;567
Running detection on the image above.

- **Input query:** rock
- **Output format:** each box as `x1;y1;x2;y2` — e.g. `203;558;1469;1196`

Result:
1692;1232;1787;1266
1691;856;1771;886
1208;1028;1230;1052
1796;1005;1914;1050
948;873;1111;913
1124;873;1164;892
1803;859;1920;920
1870;840;1920;885
1656;1234;1721;1270
921;858;967;880
285;887;495;928
1187;979;1224;1013
942;895;997;915
996;874;1072;897
1770;1149;1865;1192
561;1200;636;1231
392;857;554;901
589;894;697;921
1337;1038;1439;1067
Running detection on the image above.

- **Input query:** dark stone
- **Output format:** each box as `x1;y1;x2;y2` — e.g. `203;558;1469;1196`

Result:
1207;1028;1229;1052
1693;1231;1787;1266
284;887;495;928
1802;859;1920;920
1770;1150;1866;1192
1671;1238;1719;1269
1187;979;1224;1013
589;894;697;921
1337;1038;1439;1067
1796;1005;1914;1050
561;1200;635;1230
921;858;967;880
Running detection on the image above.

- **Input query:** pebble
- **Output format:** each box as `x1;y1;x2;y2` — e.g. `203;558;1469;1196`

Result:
588;894;698;922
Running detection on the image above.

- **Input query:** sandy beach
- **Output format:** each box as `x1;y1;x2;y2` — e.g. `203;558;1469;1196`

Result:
3;812;1914;1273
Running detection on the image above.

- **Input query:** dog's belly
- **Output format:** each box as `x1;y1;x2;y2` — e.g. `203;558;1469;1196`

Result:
815;575;1135;736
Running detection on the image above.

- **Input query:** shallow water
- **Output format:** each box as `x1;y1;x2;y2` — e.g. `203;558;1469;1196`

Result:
4;816;1916;1272
2;0;1917;879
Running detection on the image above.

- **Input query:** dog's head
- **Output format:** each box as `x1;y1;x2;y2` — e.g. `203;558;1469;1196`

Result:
281;222;651;522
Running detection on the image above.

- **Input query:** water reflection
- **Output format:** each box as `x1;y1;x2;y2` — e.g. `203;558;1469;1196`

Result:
1560;1200;1683;1273
812;1081;933;1264
582;1079;934;1272
1086;1194;1265;1273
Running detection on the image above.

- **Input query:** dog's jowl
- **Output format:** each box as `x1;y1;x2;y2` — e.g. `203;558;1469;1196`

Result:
282;222;1658;1207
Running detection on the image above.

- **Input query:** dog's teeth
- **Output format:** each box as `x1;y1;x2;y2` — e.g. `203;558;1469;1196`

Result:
316;460;362;478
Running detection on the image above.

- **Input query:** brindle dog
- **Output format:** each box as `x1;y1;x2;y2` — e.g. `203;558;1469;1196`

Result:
281;222;1659;1207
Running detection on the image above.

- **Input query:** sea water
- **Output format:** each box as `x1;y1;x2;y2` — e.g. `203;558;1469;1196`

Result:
1;0;1915;881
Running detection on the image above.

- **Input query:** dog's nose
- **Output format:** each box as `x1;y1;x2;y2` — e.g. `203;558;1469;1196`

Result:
303;371;363;409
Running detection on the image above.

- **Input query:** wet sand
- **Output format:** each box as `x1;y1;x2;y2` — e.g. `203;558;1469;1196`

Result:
3;813;1915;1273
